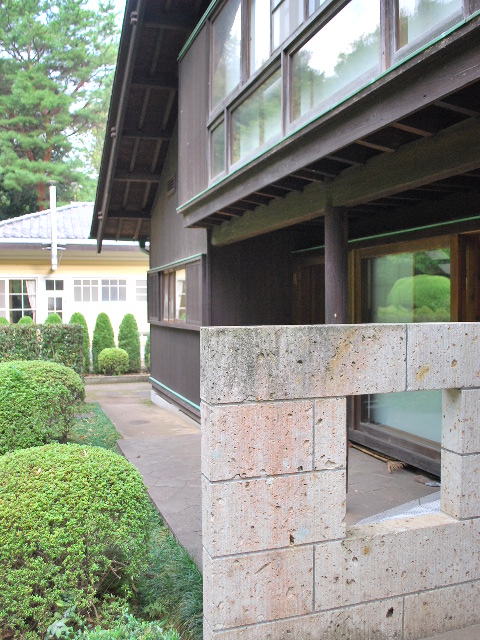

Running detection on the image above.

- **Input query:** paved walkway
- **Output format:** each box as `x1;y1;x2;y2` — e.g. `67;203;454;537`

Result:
86;381;480;640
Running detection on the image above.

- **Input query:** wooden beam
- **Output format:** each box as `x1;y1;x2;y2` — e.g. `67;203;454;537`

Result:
142;12;197;32
122;129;171;140
131;74;177;90
324;205;348;324
114;172;162;182
108;210;150;219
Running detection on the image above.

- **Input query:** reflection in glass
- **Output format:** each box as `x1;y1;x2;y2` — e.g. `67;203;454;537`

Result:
211;0;242;109
363;247;451;444
292;0;380;121
175;269;186;322
273;0;303;50
308;0;328;15
231;69;282;165
211;121;225;179
397;0;463;49
250;0;271;74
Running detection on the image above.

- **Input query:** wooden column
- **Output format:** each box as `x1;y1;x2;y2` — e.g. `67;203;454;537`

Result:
324;204;348;324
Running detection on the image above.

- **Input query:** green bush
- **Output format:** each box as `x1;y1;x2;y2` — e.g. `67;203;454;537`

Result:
77;613;180;639
144;333;150;370
0;360;85;454
118;314;141;373
92;313;115;373
0;316;9;325
98;348;129;376
45;312;63;324
69;312;91;373
17;315;34;325
0;444;151;639
0;324;41;360
387;274;450;312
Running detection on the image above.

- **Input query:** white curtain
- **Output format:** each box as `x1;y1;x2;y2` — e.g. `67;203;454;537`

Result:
25;279;36;322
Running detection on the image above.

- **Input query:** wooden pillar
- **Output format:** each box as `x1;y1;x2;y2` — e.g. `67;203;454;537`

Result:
324;204;348;324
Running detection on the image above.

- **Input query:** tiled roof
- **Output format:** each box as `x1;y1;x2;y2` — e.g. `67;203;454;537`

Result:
0;202;93;241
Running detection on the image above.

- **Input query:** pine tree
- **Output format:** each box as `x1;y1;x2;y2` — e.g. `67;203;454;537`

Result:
118;314;141;373
92;312;115;374
69;312;90;374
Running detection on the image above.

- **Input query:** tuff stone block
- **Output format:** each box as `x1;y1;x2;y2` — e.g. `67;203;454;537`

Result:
441;449;480;519
201;325;407;404
314;397;347;470
201;400;314;481
203;546;314;630
315;515;480;610
203;470;345;557
442;389;480;455
407;323;480;391
203;598;403;639
403;580;480;639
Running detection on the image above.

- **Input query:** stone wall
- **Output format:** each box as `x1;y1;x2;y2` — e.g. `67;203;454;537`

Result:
201;324;480;639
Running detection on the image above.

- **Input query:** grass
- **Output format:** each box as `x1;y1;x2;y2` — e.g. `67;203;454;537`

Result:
68;400;203;640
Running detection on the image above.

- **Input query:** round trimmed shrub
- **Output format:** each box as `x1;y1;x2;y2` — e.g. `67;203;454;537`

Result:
44;312;62;324
98;347;129;375
387;274;450;312
92;313;115;373
17;315;34;325
0;443;151;639
0;316;9;325
0;360;85;453
69;311;91;373
118;314;141;373
144;332;150;370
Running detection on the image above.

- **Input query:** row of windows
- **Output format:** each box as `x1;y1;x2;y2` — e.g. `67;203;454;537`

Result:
209;0;465;178
148;260;203;327
73;279;147;303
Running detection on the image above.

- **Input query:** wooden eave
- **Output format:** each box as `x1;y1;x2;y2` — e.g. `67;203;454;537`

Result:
178;16;480;245
92;0;209;250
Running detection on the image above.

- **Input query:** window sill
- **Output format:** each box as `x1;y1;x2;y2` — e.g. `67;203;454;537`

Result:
149;319;201;331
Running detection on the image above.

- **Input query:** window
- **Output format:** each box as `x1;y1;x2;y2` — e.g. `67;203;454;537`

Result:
147;273;160;321
272;0;303;50
46;280;64;319
101;279;126;302
9;279;36;323
149;259;203;327
163;269;186;322
211;120;226;178
74;279;99;302
211;0;242;109
249;0;271;74
136;279;147;302
291;0;380;122
396;0;463;50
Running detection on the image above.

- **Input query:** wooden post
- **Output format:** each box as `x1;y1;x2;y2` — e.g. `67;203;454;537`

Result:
324;204;348;324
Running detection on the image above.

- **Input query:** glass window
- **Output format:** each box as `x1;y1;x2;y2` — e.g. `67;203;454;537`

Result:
250;0;271;74
272;0;303;50
211;0;242;109
74;279;98;303
136;279;147;302
101;279;127;302
292;0;380;122
175;269;187;322
362;246;451;444
231;68;282;165
46;280;64;319
9;279;36;323
211;121;225;178
160;262;202;325
308;0;328;15
397;0;463;50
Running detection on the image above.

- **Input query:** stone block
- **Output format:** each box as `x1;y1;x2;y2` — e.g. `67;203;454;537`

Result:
403;580;480;639
315;515;480;610
442;389;480;455
203;546;314;630
407;323;480;391
441;449;480;519
314;397;347;470
203;598;403;639
203;470;345;557
201;400;314;481
201;325;407;404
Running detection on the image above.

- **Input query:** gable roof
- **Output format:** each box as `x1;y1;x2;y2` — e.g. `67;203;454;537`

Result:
0;202;93;242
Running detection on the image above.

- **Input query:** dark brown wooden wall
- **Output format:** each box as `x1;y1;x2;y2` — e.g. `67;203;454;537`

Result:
178;24;209;208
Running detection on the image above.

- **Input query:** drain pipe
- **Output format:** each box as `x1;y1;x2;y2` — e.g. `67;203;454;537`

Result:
50;184;58;271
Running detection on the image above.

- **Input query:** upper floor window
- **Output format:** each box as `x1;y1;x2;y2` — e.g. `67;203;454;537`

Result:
211;0;242;110
396;0;463;50
102;279;126;302
272;0;303;50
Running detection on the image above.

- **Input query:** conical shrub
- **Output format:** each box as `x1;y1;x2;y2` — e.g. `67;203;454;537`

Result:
69;312;90;373
118;314;140;373
92;313;115;373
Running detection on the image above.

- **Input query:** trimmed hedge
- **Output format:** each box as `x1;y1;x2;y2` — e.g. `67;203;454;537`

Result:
98;348;129;376
17;315;34;325
0;360;85;454
118;314;141;373
0;324;84;374
78;613;180;639
44;312;63;324
92;313;115;373
0;316;9;325
0;444;151;639
69;312;91;373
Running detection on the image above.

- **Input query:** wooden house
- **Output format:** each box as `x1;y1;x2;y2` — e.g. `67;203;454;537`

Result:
93;0;480;474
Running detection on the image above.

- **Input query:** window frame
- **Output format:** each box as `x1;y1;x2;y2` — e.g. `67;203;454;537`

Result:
45;279;64;319
3;278;38;323
74;279;100;303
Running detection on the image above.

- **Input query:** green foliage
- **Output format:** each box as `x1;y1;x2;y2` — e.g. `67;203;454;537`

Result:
0;324;84;374
0;443;152;639
45;312;63;324
77;613;180;640
0;360;84;454
0;0;120;212
138;511;203;640
387;274;451;312
144;333;150;370
69;403;121;452
17;315;34;325
98;348;129;376
118;314;141;373
92;313;115;374
69;312;91;373
0;316;9;325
